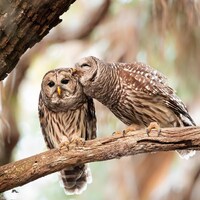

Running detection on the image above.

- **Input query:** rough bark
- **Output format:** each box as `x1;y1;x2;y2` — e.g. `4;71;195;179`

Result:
0;126;199;192
0;0;76;80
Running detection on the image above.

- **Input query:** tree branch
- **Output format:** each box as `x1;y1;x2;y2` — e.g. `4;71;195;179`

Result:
0;0;76;80
0;126;200;192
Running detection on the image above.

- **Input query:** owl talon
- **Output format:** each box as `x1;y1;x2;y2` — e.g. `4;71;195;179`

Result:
122;129;129;135
112;131;123;136
123;124;141;135
71;136;85;147
146;122;161;136
59;140;70;151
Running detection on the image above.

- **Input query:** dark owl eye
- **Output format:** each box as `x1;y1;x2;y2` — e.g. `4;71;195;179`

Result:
48;81;55;88
61;79;69;84
81;63;90;68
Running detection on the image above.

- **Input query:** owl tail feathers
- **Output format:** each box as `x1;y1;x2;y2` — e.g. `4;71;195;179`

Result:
176;150;196;160
60;164;92;195
176;113;196;159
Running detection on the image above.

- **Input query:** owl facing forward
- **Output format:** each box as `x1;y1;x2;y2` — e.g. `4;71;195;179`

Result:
38;68;96;195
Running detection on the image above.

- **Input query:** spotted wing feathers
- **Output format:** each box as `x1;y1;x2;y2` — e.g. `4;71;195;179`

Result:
117;62;195;126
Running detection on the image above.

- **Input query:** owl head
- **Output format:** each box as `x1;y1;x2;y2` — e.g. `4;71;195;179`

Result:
74;56;101;88
40;68;86;112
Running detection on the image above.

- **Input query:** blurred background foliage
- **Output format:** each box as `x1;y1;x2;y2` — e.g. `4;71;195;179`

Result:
1;0;200;199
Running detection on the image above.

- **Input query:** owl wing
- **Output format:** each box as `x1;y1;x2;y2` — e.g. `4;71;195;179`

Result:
85;96;97;140
38;92;54;149
119;62;195;126
119;61;168;92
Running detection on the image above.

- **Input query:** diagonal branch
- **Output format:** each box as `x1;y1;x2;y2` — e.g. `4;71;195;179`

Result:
0;0;76;80
0;126;200;192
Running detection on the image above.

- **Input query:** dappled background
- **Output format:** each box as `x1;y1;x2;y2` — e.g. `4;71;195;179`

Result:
1;0;200;199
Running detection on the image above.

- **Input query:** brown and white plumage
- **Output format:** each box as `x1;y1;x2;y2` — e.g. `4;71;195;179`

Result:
75;56;196;159
38;68;96;194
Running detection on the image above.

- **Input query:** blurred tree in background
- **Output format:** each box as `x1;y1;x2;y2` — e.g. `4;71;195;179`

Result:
1;0;200;200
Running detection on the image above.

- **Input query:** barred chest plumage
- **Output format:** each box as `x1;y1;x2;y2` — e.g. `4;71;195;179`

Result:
41;103;87;148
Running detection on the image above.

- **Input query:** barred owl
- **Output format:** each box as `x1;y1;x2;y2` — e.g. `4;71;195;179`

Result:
75;56;196;159
38;68;96;195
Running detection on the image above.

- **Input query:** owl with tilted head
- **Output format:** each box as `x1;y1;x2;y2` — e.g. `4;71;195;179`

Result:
75;56;196;159
38;68;96;195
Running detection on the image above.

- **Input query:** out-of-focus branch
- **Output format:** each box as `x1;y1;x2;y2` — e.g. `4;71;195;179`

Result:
0;40;40;165
46;0;111;43
0;126;199;192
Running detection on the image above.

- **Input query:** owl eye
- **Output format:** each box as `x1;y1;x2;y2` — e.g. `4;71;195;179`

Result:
80;63;90;68
61;79;69;84
47;81;55;88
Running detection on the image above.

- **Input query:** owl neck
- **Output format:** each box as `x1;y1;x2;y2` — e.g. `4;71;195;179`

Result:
42;93;86;113
85;63;121;107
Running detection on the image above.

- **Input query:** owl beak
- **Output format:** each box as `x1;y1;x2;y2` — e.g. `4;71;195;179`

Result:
57;86;62;96
71;68;77;74
72;67;83;77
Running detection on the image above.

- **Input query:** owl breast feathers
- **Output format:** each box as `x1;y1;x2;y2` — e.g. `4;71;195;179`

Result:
38;68;96;195
74;56;196;159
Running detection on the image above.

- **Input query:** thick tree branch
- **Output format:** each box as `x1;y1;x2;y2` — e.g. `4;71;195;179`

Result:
0;126;200;192
0;0;76;80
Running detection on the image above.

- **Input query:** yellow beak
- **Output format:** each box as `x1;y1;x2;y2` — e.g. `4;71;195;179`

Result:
71;68;77;74
57;86;61;96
